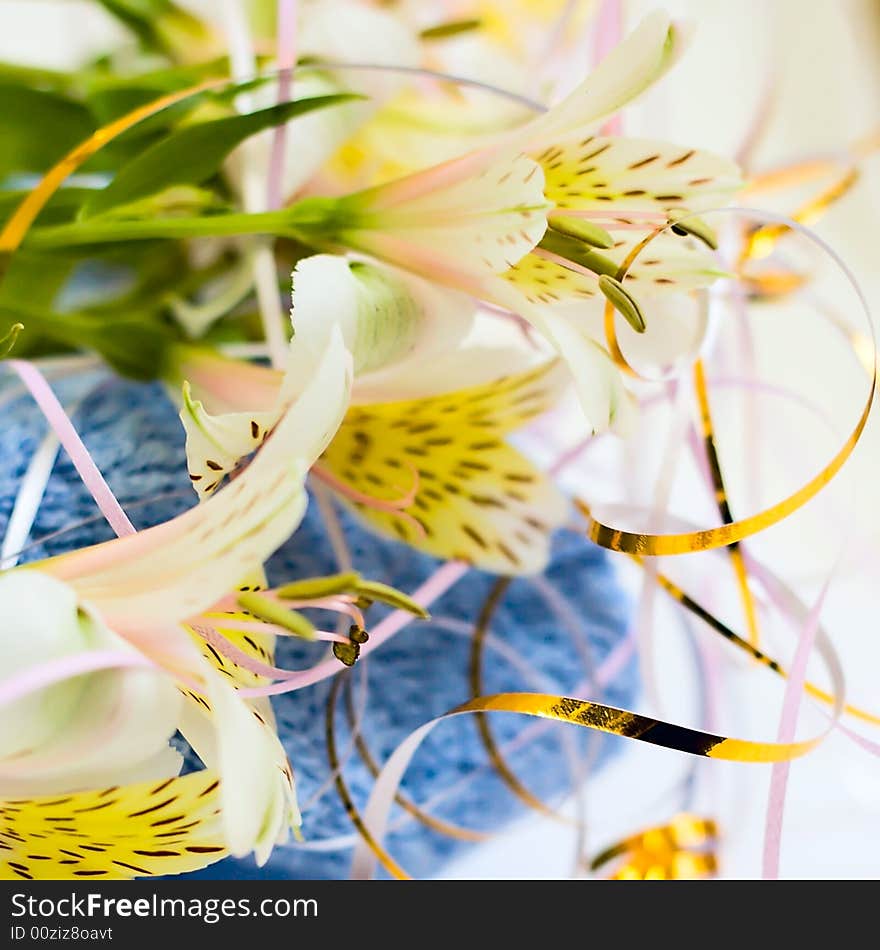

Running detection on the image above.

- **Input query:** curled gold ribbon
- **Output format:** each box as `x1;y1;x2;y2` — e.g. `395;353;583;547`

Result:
693;359;761;647
351;674;844;878
341;675;490;843
590;814;719;880
629;551;880;728
325;673;410;881
742;167;860;261
469;578;581;826
590;208;876;557
581;368;874;555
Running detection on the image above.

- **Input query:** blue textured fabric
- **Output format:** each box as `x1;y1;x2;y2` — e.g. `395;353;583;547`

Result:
0;371;637;879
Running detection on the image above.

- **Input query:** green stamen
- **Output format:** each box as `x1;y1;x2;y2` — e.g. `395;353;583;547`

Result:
598;275;646;334
547;216;614;249
539;229;620;277
0;323;24;359
667;210;719;250
353;579;430;619
237;592;317;640
420;18;483;40
274;571;362;601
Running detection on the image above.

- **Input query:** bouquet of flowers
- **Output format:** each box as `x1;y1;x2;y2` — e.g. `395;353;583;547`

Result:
1;0;876;883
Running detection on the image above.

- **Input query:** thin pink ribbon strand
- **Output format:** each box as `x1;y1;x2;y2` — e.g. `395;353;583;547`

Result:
267;0;299;210
761;577;832;879
9;361;135;538
0;650;154;709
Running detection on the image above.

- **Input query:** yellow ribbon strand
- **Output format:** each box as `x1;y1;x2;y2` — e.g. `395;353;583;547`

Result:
341;675;490;844
590;813;719;880
469;578;580;825
325;673;410;881
743;167;860;261
350;684;839;878
579;366;874;555
630;553;880;728
693;359;761;648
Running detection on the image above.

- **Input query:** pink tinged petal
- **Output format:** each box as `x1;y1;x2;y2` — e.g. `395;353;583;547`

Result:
172;347;285;415
341;230;493;299
43;328;352;623
345;153;550;287
359;147;509;211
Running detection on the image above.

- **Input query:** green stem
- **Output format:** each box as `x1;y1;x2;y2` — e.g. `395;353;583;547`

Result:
26;209;303;249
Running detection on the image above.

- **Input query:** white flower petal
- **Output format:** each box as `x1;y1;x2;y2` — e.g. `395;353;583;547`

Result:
46;328;352;623
280;0;422;196
181;385;280;500
488;280;634;434
533;307;635;435
0;572;182;796
292;254;479;394
522;12;688;149
180;671;296;862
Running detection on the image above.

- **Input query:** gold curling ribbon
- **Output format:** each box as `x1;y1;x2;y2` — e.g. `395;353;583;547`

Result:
580;359;874;556
468;578;580;826
627;551;880;728
693;359;761;648
340;674;490;843
591;209;876;557
743;167;860;261
351;682;841;878
602;229;763;637
590;814;719;880
325;673;410;881
347;536;850;877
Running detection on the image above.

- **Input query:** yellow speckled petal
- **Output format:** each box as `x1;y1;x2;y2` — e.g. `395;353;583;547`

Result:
502;250;599;305
193;571;276;689
502;230;723;308
180;382;276;499
0;771;227;880
606;229;728;292
536;136;741;212
320;362;568;574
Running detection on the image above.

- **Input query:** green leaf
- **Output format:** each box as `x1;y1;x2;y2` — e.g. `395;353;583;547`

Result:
0;84;95;180
81;94;361;218
96;0;212;56
0;298;178;381
0;251;79;313
0;188;95;229
0;322;23;358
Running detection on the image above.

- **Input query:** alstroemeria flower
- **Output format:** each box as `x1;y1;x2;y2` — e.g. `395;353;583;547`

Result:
0;330;352;879
259;0;422;200
174;255;567;574
287;13;742;432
